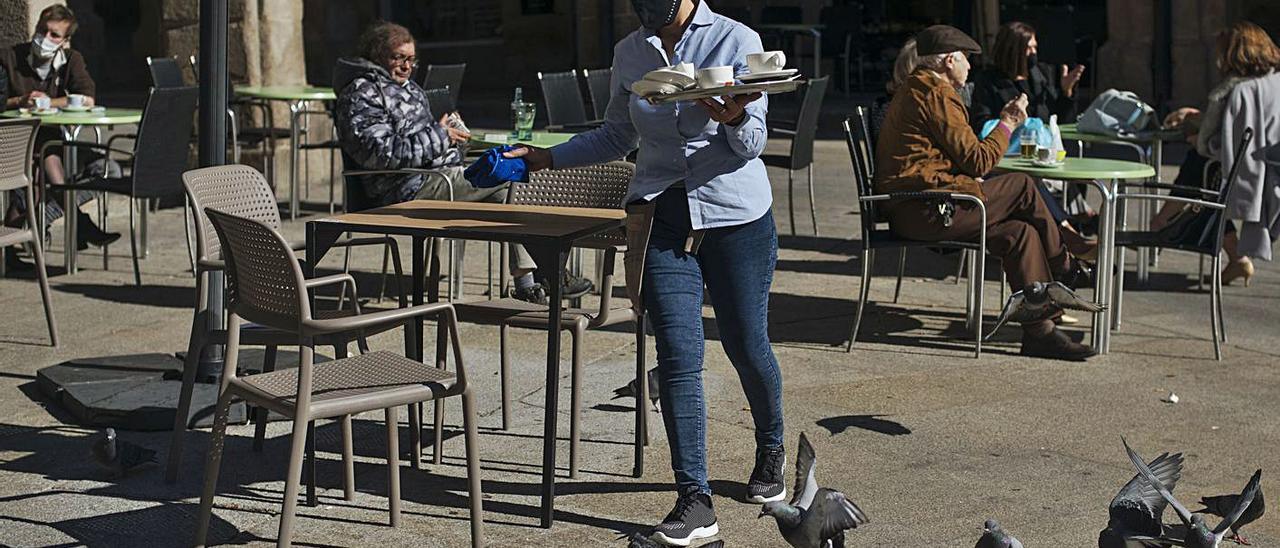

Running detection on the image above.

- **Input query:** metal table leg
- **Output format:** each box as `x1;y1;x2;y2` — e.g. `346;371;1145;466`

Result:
62;125;82;274
289;100;302;220
533;243;570;528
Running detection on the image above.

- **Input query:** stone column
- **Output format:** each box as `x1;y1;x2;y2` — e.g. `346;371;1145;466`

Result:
1170;0;1227;108
1096;1;1156;102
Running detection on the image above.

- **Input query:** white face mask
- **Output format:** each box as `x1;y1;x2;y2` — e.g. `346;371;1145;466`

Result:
32;33;63;61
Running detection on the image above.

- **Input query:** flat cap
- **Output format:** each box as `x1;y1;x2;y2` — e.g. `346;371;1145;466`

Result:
916;24;982;56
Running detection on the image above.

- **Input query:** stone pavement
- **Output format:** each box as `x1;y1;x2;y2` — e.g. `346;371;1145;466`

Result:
1;136;1278;547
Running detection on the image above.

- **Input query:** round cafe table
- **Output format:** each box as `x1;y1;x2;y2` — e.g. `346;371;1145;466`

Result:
468;129;576;149
1;108;144;274
996;156;1155;355
234;86;337;220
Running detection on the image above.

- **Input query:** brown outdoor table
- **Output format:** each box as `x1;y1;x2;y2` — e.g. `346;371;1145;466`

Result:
305;199;626;528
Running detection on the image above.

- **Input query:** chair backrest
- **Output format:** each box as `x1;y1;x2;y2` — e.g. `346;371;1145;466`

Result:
583;68;613;121
132;86;200;199
146;56;186;88
205;207;309;331
339;150;379;213
510;160;634;248
423;86;455;115
843;108;879;240
182;164;283;264
537;70;589;127
788;76;829;169
1212;127;1255;251
0;118;39;193
420;63;466;104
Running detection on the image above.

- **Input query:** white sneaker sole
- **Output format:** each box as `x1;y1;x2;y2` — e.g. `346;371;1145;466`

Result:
652;523;719;546
747;489;786;503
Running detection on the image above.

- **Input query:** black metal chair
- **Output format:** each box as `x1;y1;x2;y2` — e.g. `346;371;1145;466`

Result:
763;76;829;236
43;86;199;286
582;68;612;122
1111;128;1254;360
537;70;596;131
418;63;466;107
423;86;456;116
843;108;989;357
0;118;58;346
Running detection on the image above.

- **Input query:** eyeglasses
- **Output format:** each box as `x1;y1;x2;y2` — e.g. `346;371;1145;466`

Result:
389;53;418;68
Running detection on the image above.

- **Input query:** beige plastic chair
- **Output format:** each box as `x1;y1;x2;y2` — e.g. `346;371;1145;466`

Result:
167;165;405;504
0;118;58;346
193;207;483;548
452;160;648;478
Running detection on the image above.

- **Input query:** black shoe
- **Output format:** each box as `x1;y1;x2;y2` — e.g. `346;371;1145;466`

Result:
4;252;34;273
539;270;594;300
1058;257;1094;291
509;283;549;305
1020;327;1096;361
76;213;121;250
747;445;786;503
652;491;718;546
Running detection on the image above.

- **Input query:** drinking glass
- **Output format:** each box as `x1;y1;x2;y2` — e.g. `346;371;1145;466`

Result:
1019;131;1037;160
515;103;536;140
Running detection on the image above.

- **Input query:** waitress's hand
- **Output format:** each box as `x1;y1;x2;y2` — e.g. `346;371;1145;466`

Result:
502;145;553;172
698;92;763;126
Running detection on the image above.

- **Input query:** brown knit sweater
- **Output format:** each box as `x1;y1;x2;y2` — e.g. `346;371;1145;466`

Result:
0;42;95;108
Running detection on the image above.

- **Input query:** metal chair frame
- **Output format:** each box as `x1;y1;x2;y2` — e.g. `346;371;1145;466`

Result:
0;118;58;346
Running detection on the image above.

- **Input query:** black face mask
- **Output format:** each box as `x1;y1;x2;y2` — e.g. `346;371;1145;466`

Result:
1026;53;1039;70
632;0;680;30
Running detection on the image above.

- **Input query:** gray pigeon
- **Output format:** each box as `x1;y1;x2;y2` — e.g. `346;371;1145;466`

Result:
1197;486;1265;545
612;367;660;411
1098;450;1187;548
1122;437;1262;548
759;432;869;548
986;281;1106;340
90;428;158;478
976;519;1024;548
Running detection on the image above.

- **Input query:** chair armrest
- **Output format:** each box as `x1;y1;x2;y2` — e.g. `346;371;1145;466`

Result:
196;258;225;274
770;127;798;137
106;134;137;150
304;272;357;290
342;168;440;177
860;191;980;205
1113;194;1225;210
302;301;455;336
1117;181;1220;197
39;140;135;163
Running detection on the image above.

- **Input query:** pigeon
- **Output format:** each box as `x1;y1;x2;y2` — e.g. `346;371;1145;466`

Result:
1098;449;1187;548
986;281;1106;340
90;428;158;478
1197;486;1265;545
1122;437;1262;548
612;367;660;411
976;519;1024;548
759;432;869;548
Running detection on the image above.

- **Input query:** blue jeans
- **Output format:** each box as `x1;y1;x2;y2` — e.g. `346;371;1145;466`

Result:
643;187;784;495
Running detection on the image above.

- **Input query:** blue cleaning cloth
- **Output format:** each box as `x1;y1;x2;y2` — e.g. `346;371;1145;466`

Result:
980;117;1049;156
465;145;529;188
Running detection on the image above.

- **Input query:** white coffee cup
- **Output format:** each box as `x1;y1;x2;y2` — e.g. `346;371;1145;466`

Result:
34;96;51;110
67;94;85;108
696;66;735;89
746;51;787;73
665;62;695;78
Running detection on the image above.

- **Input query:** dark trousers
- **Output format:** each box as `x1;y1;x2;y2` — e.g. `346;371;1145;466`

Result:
643;186;784;495
887;173;1069;290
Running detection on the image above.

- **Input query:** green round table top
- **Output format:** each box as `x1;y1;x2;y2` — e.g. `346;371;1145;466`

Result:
1;108;142;126
235;86;336;101
997;156;1155;180
469;129;576;149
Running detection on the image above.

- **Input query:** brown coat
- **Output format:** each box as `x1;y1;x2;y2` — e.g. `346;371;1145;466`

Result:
0;42;95;106
874;68;1008;202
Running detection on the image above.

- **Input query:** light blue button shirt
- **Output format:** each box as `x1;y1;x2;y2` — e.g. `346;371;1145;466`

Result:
549;1;771;230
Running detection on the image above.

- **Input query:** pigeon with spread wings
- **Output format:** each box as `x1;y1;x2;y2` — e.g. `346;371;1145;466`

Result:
1098;450;1187;548
986;281;1105;340
1197;487;1265;546
759;432;869;548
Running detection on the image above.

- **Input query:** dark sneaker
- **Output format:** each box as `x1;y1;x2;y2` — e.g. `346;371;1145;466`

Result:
540;270;594;299
509;283;549;305
652;491;718;546
747;445;786;503
1020;326;1096;361
1057;257;1095;291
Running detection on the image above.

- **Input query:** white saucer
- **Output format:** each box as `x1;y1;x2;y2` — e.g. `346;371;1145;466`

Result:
32;107;60;115
1031;159;1065;168
61;105;92;112
643;69;696;89
632;80;683;98
739;68;798;83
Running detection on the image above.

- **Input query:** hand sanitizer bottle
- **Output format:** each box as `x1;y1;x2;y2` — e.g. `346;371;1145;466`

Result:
1049;114;1065;162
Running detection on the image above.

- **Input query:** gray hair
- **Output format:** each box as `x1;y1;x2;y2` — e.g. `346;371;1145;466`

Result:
918;51;960;71
887;38;919;94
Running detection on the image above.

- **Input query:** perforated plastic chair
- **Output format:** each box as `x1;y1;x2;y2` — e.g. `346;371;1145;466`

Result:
192;207;483;548
419;63;466;106
167;165;406;505
452;161;649;478
423;86;456;115
0;118;57;346
582;68;613;121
